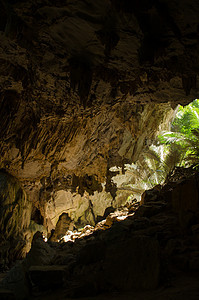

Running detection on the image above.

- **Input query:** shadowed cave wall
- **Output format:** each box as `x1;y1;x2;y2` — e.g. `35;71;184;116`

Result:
0;0;199;263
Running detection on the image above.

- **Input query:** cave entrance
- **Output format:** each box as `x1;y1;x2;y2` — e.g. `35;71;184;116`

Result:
33;99;199;245
111;99;199;203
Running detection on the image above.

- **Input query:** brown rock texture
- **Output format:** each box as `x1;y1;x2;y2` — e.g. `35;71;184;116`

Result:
0;170;31;265
1;169;199;299
0;0;198;185
0;0;199;260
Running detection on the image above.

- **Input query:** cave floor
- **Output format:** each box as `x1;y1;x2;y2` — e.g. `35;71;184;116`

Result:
2;171;199;300
30;271;199;300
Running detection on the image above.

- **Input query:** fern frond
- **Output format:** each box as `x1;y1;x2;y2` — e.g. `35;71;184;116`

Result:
143;148;161;163
164;145;184;172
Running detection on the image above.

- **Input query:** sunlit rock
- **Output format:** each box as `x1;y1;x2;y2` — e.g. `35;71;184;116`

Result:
0;1;199;291
0;170;31;264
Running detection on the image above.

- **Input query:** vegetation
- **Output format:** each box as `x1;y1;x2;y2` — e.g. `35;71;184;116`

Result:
158;99;199;170
124;99;199;193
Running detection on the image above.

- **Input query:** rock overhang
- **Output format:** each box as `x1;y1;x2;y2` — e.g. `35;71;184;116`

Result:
0;0;198;186
0;0;199;266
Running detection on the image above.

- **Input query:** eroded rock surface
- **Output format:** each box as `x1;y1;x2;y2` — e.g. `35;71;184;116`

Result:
0;170;31;267
0;0;199;266
1;169;199;299
0;0;198;183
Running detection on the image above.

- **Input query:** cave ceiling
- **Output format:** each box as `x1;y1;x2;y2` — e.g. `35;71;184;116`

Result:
0;0;199;187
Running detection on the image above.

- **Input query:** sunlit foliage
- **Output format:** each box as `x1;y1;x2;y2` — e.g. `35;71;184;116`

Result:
158;99;199;168
124;99;199;194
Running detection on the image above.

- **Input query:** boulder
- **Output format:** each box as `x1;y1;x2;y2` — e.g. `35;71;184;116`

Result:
29;265;67;291
0;289;15;300
171;178;199;213
0;263;29;300
25;232;55;267
0;170;31;264
171;178;199;228
49;213;71;242
103;236;160;291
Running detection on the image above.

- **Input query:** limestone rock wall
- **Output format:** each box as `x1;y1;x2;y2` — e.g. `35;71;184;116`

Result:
0;170;31;265
0;0;198;184
0;0;199;256
2;169;199;299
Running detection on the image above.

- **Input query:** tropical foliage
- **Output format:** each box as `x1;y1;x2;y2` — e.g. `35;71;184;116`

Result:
124;99;199;193
158;99;199;169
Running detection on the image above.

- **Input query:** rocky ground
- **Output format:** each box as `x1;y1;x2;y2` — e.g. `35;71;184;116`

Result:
0;168;199;299
32;274;199;300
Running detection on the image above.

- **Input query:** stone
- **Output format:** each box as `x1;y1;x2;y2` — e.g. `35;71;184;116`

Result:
189;252;199;271
29;265;67;291
191;224;199;234
25;232;55;267
64;279;98;298
134;204;163;218
77;241;106;265
103;236;160;290
0;289;15;300
52;252;76;266
171;178;199;213
49;213;71;242
0;170;31;264
99;222;129;242
0;0;198;240
23;220;48;254
141;186;161;205
170;177;199;228
0;263;29;300
1;169;199;298
0;1;199;294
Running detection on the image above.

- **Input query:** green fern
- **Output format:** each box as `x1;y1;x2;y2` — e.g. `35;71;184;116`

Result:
123;100;199;193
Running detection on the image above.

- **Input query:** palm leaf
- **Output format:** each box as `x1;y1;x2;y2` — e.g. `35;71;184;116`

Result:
143;148;161;163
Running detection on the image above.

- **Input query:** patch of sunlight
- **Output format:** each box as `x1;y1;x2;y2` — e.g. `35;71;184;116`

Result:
62;230;75;242
109;166;121;172
43;202;139;244
116;215;128;221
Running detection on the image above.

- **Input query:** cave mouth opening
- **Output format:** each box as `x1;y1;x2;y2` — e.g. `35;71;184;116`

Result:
110;99;199;204
15;98;199;249
146;98;199;184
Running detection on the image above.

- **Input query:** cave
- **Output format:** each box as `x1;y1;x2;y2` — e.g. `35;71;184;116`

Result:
0;0;199;299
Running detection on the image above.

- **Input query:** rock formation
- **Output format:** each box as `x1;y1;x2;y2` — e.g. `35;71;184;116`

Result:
0;0;199;265
1;168;199;299
0;170;31;266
